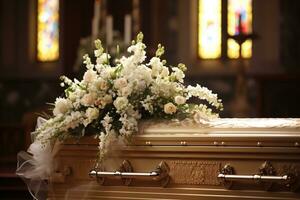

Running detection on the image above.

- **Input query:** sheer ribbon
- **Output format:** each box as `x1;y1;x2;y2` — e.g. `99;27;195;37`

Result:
16;117;57;200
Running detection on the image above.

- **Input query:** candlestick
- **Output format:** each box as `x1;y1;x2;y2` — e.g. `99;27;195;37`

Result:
92;0;101;39
124;14;132;44
106;16;113;46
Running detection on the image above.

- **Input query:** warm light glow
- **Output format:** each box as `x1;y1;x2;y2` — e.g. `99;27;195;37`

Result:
198;0;222;59
227;0;252;58
37;0;59;62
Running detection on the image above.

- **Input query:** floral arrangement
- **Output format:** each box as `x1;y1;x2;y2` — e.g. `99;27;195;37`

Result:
34;33;223;162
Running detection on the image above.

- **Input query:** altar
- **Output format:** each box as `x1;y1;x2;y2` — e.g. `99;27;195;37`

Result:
48;118;300;200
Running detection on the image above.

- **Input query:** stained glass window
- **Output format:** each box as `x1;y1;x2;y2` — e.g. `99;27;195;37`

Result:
198;0;222;59
37;0;59;62
198;0;252;60
227;0;252;58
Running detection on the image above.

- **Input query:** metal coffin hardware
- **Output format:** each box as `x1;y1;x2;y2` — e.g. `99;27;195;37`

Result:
218;161;299;191
89;160;170;187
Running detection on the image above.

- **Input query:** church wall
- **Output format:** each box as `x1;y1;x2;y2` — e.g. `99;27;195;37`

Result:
0;0;299;122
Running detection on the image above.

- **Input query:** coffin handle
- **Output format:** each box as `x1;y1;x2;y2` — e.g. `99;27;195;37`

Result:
218;162;299;192
89;160;170;187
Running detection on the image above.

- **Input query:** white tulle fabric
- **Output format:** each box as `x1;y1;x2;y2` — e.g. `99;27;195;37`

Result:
16;117;57;200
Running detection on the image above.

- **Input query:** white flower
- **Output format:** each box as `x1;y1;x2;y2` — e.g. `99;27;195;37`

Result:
137;65;152;84
187;84;222;109
113;97;129;111
119;56;135;70
149;57;163;77
94;49;102;57
127;42;146;63
83;69;97;83
114;78;128;89
120;86;132;97
163;102;177;114
172;67;185;82
69;87;85;103
94;79;108;91
150;78;180;98
161;67;169;77
174;95;186;105
95;63;104;73
80;93;96;106
64;111;83;130
95;94;113;108
100;67;113;79
141;95;154;113
83;54;94;69
101;113;113;134
53;98;72;116
96;53;110;64
84;107;99;126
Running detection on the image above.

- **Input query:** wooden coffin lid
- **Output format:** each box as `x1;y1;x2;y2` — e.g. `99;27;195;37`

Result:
63;118;300;147
133;118;300;147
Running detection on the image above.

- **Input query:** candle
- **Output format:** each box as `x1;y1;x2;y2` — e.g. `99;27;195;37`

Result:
124;14;132;44
237;13;243;34
92;0;101;39
106;16;113;45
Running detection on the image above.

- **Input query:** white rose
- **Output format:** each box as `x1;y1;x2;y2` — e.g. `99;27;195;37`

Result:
174;95;186;105
80;93;96;106
164;102;177;114
95;79;108;91
114;78;127;89
53;98;72;116
83;69;97;83
121;86;132;97
113;97;128;111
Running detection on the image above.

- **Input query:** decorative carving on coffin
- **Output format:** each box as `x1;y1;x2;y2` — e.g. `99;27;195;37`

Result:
277;163;300;192
258;161;277;191
167;160;221;185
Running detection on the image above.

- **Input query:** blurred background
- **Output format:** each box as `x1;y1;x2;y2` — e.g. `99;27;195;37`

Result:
1;0;300;199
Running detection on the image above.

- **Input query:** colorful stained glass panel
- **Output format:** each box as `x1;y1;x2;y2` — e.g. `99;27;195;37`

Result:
227;0;252;58
37;0;59;62
198;0;222;59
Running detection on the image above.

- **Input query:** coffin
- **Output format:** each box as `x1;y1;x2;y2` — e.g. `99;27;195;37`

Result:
48;118;300;200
